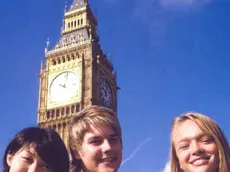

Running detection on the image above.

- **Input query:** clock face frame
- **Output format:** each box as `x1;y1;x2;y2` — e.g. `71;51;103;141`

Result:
100;76;113;108
49;71;80;103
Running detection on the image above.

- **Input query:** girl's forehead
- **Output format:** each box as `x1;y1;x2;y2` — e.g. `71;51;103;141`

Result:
20;143;37;154
12;143;37;157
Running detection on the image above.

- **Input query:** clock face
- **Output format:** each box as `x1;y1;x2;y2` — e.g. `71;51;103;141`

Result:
49;71;80;103
100;76;113;108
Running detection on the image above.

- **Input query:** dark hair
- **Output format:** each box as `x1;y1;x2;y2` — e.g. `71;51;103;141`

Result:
3;127;69;172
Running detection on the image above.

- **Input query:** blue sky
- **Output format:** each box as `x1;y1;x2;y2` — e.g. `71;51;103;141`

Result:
1;0;230;171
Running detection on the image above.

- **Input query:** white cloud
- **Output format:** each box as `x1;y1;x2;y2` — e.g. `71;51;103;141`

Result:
160;0;211;8
162;161;170;172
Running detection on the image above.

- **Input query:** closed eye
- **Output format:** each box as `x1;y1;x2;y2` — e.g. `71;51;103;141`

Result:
201;136;214;143
178;144;189;151
22;156;33;164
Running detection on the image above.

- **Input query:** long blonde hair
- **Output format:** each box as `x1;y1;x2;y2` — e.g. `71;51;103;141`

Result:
170;112;230;172
68;105;122;172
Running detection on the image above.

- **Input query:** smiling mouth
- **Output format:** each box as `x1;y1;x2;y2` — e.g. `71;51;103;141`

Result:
101;157;116;163
190;157;210;166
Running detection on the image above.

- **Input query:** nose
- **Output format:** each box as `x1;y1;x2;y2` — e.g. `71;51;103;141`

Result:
191;141;204;155
102;140;112;153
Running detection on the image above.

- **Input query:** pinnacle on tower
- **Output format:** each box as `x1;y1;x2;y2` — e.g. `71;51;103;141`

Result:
68;0;88;12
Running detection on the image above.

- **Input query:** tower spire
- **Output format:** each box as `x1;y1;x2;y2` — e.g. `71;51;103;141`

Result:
64;0;68;13
44;38;50;54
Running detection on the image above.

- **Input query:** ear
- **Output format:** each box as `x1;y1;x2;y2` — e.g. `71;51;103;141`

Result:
7;154;13;167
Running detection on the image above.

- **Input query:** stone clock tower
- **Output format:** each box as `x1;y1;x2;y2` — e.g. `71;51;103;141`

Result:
37;0;118;145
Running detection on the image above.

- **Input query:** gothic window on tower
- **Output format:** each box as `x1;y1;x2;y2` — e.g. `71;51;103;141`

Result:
62;56;65;63
81;18;83;25
61;108;65;116
71;105;75;114
66;107;70;115
52;60;56;65
74;20;76;27
67;55;70;61
76;104;80;112
57;58;61;64
56;109;60;118
47;110;50;119
72;53;75;60
58;123;61;133
76;53;79;58
51;109;55;119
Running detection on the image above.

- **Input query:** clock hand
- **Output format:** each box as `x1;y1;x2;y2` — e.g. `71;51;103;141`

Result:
59;83;66;88
65;72;68;81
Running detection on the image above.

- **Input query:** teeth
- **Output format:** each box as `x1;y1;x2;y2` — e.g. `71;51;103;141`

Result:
102;157;114;162
193;159;208;166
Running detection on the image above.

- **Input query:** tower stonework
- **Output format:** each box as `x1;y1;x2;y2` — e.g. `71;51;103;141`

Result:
37;0;118;146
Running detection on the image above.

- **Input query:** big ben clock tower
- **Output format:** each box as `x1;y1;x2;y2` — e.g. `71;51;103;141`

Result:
37;0;118;145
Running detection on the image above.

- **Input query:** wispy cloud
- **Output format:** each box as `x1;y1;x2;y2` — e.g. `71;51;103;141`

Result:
121;137;152;166
160;0;211;8
132;0;212;49
102;0;119;3
133;0;212;25
133;0;211;11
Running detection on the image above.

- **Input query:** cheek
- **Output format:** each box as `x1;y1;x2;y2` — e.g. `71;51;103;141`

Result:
177;151;190;164
113;142;122;151
205;143;218;156
81;146;100;158
9;158;23;171
116;144;123;154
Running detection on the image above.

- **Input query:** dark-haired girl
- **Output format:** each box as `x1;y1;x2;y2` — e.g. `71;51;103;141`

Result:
3;127;69;172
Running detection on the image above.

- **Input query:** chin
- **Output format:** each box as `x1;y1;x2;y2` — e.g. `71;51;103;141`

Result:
100;166;118;172
190;166;214;172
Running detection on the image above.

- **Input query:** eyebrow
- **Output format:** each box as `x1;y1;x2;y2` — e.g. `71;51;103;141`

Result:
176;133;209;144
